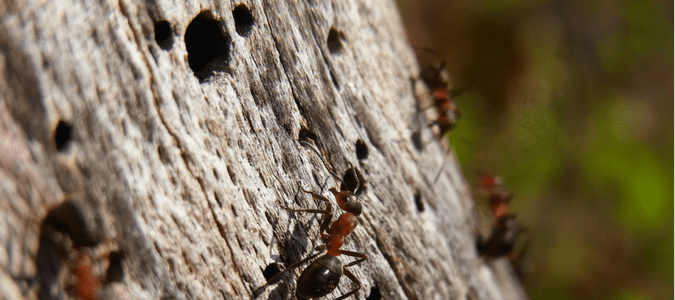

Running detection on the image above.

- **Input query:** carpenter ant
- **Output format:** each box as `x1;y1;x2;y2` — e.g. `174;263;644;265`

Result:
479;175;512;220
262;141;367;299
413;48;465;182
415;47;463;138
476;176;526;259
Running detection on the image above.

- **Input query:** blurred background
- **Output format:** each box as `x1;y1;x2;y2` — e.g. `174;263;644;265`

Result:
396;1;673;299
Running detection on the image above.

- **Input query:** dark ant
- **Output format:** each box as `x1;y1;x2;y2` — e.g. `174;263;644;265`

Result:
477;214;524;258
263;140;367;299
476;175;527;259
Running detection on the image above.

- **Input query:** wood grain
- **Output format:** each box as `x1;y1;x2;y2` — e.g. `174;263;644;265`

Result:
0;0;528;299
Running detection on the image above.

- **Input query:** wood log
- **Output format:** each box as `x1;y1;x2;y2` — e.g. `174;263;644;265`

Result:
0;0;528;299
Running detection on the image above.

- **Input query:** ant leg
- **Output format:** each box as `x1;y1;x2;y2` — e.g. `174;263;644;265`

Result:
293;190;334;235
334;266;364;300
340;250;367;267
281;207;329;214
262;247;324;286
282;204;333;237
347;163;360;194
333;271;361;300
336;249;367;300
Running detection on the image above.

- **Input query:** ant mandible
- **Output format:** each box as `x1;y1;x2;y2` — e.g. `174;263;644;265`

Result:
265;140;367;299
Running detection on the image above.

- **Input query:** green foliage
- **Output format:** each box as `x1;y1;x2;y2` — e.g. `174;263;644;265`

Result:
399;0;673;298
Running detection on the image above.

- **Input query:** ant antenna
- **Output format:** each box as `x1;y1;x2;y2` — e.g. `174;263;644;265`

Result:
433;143;456;182
298;139;350;189
348;163;360;194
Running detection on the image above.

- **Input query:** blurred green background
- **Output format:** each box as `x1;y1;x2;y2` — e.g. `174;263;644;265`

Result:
396;1;673;299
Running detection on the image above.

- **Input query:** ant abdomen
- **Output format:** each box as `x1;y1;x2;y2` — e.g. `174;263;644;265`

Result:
477;215;522;258
296;255;343;299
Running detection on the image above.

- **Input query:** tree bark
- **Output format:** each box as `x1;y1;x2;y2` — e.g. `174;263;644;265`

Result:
0;0;528;299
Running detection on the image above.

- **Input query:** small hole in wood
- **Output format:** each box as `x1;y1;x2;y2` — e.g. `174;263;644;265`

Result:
411;130;424;152
414;190;424;212
341;167;365;195
105;250;125;283
355;139;368;160
54;120;73;151
326;27;345;54
263;263;283;282
366;285;382;300
185;10;232;82
154;20;174;50
232;4;255;37
297;127;318;143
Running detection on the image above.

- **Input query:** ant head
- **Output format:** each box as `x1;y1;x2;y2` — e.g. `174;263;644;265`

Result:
420;62;449;90
328;188;363;216
343;196;362;216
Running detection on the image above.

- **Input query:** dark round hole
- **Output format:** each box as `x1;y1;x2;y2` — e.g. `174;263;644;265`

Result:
263;263;283;282
185;10;232;82
54;120;73;151
355;139;368;160
411;130;424;152
414;191;424;212
43;200;101;249
326;27;345;54
341;167;365;195
154;20;174;50
232;4;255;37
105;250;125;283
366;285;382;300
298;127;318;143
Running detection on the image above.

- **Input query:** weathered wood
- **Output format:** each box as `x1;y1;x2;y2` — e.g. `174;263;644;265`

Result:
0;0;528;299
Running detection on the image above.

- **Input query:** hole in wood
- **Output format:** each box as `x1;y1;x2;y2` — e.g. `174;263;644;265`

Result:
340;167;365;195
263;263;283;282
366;285;382;300
411;130;424;152
105;250;125;283
232;4;255;37
54;120;73;151
185;10;232;82
355;139;368;160
154;20;174;50
297;127;318;143
414;190;424;212
41;200;101;249
326;27;345;54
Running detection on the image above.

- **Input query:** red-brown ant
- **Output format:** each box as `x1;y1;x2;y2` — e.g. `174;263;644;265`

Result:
476;175;527;259
413;48;465;182
479;175;512;220
415;47;463;138
263;140;367;299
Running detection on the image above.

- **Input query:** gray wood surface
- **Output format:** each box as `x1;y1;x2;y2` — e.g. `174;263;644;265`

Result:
0;0;528;299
